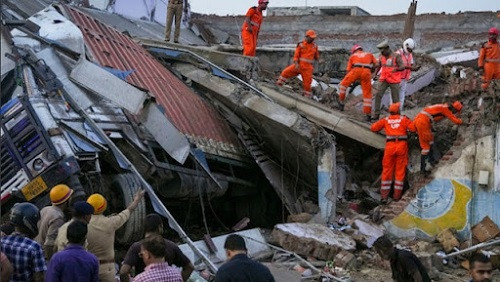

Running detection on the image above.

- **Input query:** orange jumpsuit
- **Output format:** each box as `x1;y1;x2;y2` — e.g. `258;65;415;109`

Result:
414;104;462;155
478;40;500;90
277;40;319;97
339;50;377;114
241;7;263;57
371;114;416;200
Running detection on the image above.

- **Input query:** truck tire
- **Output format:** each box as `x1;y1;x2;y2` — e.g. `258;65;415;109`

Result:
109;174;145;245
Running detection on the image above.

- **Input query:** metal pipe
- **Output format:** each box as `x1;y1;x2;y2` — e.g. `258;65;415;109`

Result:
439;238;500;258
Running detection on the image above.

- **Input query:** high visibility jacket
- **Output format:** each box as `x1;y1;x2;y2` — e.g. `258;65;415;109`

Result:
396;48;414;80
478;40;500;67
241;7;263;35
379;53;403;84
371;114;416;139
346;51;377;72
418;104;462;124
294;40;319;66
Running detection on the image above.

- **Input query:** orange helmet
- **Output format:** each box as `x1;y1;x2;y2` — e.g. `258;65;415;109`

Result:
452;101;463;112
305;30;317;39
50;184;74;205
389;102;400;114
350;44;362;54
87;194;107;214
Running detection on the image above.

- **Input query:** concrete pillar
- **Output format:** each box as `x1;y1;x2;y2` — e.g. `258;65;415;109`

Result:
318;141;337;224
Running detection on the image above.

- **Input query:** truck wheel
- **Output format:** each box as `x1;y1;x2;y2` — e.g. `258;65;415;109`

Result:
109;174;145;245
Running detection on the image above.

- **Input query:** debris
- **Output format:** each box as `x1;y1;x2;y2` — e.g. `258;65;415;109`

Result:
231;217;250;231
271;223;356;261
287;213;314;223
437;238;500;259
436;228;460;252
471;216;500;243
333;250;357;269
352;219;385;248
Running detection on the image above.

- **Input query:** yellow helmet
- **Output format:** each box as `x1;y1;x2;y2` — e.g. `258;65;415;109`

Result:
50;184;74;205
86;194;107;214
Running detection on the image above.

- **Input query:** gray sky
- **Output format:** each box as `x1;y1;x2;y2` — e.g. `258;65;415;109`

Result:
189;0;499;16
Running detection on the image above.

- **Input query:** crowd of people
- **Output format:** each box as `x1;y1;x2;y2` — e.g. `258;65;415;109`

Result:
0;184;278;282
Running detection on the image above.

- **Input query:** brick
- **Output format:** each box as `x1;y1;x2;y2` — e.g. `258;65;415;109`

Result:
436;228;460;252
471;216;500;242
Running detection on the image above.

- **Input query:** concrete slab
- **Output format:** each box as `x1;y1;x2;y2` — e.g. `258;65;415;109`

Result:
178;228;270;267
272;223;356;260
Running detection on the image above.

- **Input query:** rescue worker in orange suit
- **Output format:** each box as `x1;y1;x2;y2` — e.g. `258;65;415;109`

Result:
395;38;421;112
371;102;416;203
413;101;463;175
338;44;377;121
478;27;500;90
241;0;269;57
372;40;405;121
276;30;320;98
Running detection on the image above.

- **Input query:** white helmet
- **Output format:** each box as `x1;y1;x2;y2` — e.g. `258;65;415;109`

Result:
403;38;415;53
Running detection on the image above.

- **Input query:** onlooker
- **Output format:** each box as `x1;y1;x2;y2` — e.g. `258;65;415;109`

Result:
1;252;13;281
373;235;430;282
469;252;493;282
120;213;194;281
215;234;275;282
165;0;183;43
86;190;145;282
133;235;183;282
1;203;46;282
54;201;94;252
46;221;99;282
36;184;74;259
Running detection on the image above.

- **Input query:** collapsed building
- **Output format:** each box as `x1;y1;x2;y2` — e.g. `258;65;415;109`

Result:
1;0;499;280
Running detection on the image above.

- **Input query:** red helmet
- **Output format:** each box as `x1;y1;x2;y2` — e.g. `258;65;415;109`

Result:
389;102;400;114
452;101;463;112
489;27;499;36
350;44;362;54
258;0;269;4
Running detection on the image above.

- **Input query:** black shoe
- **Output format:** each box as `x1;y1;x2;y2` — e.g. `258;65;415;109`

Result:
420;155;428;174
380;198;388;205
174;40;179;43
364;115;371;122
339;103;345;111
371;115;379;122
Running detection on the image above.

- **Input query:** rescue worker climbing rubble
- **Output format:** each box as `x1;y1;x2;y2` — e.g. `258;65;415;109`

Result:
241;0;269;57
371;102;416;203
338;44;377;121
276;30;320;98
396;38;421;112
478;27;500;90
413;101;463;175
372;40;405;121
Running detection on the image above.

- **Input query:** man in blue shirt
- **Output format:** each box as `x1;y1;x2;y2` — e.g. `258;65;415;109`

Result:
215;234;275;282
46;221;99;282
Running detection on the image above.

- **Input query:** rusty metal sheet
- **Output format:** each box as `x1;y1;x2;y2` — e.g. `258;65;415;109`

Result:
63;5;243;159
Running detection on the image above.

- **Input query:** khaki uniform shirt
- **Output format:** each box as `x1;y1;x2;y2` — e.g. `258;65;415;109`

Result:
54;219;89;252
35;205;65;249
86;210;130;261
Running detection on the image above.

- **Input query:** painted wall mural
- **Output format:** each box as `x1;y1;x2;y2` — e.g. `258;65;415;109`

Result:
386;178;473;239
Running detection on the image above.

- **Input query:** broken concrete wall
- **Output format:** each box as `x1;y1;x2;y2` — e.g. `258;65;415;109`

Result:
192;12;498;51
385;133;499;240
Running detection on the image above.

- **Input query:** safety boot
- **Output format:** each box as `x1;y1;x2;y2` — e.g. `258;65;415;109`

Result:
371;114;379;122
339;103;345;111
364;115;371;122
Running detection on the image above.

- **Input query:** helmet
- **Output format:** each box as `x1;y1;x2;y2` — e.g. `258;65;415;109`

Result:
403;38;415;53
350;44;362;54
452;101;463;112
87;193;107;214
389;102;401;114
376;39;389;49
489;27;499;36
305;30;317;39
10;203;40;236
50;184;74;205
258;0;269;5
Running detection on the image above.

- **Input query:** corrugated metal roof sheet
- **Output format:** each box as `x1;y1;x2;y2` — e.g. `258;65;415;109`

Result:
63;5;244;160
